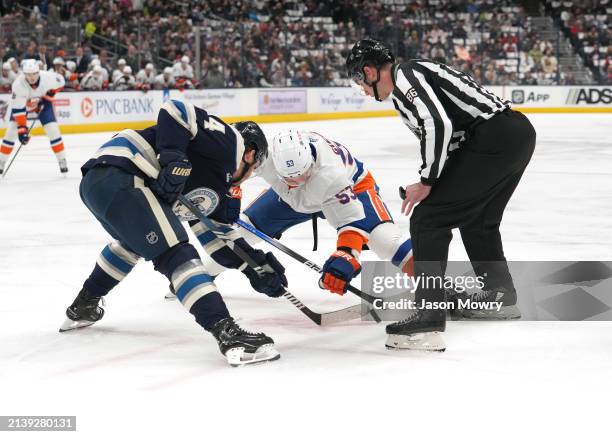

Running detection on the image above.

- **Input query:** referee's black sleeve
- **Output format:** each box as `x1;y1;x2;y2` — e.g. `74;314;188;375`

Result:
394;64;453;185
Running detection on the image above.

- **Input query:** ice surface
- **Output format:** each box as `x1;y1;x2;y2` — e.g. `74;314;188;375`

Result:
0;114;611;436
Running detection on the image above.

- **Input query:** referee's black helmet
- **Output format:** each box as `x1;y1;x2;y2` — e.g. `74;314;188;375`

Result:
346;38;395;83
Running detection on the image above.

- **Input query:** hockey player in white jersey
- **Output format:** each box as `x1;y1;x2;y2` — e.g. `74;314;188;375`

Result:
233;130;414;296
0;59;67;174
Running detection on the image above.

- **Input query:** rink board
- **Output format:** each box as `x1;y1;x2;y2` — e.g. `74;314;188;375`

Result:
0;85;610;136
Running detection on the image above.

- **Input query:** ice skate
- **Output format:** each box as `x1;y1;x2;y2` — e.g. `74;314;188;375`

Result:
385;309;446;352
59;288;105;332
58;157;68;174
209;317;280;366
164;284;176;300
455;286;521;320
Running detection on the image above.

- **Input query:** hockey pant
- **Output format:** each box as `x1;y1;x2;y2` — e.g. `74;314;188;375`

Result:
79;166;230;330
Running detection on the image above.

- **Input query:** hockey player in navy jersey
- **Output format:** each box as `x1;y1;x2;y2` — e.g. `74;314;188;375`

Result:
60;100;285;366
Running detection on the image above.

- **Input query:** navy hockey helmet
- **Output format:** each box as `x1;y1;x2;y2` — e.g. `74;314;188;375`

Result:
232;120;268;164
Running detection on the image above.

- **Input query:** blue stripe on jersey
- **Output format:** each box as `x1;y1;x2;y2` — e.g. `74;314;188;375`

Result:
50;137;62;145
101;246;133;274
176;274;214;301
11;107;26;114
352;159;365;184
171;99;189;125
100;136;141;155
2;139;15;146
391;239;413;267
196;230;217;246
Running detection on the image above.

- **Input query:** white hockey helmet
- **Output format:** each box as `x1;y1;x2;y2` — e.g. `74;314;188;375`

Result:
90;58;101;68
66;60;76;72
271;130;314;186
145;62;154;71
123;66;132;74
22;59;40;74
53;57;65;65
2;62;10;71
117;58;126;66
181;55;190;64
163;66;173;74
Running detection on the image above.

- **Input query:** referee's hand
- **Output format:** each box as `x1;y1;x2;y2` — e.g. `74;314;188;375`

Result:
400;182;431;215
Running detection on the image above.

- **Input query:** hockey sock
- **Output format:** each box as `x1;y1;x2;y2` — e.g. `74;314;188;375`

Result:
154;244;230;330
391;238;413;269
0;140;13;161
83;241;141;296
50;138;66;161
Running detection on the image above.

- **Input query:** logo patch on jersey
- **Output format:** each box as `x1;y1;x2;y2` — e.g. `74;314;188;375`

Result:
405;87;418;103
146;231;159;244
172;187;220;221
229;186;242;199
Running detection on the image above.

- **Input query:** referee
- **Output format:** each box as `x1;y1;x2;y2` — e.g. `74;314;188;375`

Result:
346;39;536;351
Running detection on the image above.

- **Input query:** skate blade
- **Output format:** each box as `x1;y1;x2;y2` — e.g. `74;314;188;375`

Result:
226;344;280;367
461;305;522;320
59;318;96;332
164;291;177;300
385;332;446;352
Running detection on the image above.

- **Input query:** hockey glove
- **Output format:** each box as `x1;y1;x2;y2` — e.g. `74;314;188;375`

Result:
243;250;288;298
17;125;30;145
319;250;361;295
151;151;192;204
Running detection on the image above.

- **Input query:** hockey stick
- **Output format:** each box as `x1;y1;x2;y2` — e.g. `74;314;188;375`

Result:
2;117;37;178
236;219;379;304
177;195;364;326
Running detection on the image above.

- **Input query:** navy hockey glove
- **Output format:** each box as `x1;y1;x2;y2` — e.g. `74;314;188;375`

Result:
17;125;30;145
319;250;361;295
243;250;288;298
151;151;192;204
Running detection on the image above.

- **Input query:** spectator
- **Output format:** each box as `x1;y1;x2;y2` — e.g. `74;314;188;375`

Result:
541;49;558;75
201;60;224;88
74;46;91;75
38;45;51;70
153;66;176;90
98;49;113;77
113;66;136;90
125;44;139;73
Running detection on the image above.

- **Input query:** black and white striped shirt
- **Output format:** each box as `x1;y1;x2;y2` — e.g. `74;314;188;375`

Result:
391;60;511;185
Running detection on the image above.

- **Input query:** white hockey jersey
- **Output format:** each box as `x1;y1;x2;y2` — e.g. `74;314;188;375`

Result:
256;131;375;230
10;70;65;115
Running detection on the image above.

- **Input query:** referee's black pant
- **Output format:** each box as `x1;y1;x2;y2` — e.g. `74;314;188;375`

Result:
410;109;536;303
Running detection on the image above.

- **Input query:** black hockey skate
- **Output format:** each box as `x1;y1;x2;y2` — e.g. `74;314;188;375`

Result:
452;286;521;320
209;317;280;366
385;309;446;351
58;158;68;174
59;288;105;332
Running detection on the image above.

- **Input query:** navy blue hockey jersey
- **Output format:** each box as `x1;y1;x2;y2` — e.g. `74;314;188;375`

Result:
81;99;245;223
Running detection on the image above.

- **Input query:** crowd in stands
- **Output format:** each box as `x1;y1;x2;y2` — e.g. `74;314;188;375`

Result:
546;0;611;84
0;0;608;91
